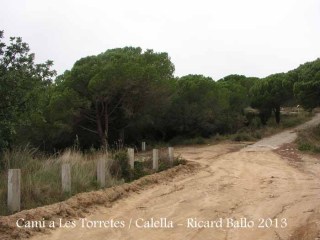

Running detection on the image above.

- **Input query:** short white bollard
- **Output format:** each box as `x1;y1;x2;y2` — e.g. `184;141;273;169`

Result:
97;159;106;187
142;142;146;151
168;147;174;164
61;164;71;193
127;148;135;169
153;149;159;171
7;169;21;213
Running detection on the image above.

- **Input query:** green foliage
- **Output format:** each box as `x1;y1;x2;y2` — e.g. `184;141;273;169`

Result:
158;155;186;172
133;161;149;180
280;113;310;128
298;143;314;151
294;80;320;110
218;75;257;111
291;59;320;110
229;112;311;143
1;29;320;154
169;136;206;145
1;30;320;215
0;30;56;151
111;150;131;180
250;73;291;124
166;74;232;137
51;47;175;149
296;123;320;153
231;132;254;142
170;75;217;132
216;75;259;132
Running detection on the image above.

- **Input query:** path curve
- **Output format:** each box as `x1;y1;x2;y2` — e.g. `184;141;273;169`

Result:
244;113;320;151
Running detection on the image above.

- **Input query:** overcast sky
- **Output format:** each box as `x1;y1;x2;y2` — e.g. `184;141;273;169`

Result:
1;0;320;79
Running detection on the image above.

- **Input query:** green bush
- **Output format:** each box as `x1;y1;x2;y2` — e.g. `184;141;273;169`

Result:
296;123;320;153
298;143;313;151
133;161;149;180
111;150;131;181
169;136;206;146
232;132;254;141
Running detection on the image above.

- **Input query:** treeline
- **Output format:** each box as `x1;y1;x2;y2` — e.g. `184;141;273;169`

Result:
1;31;319;152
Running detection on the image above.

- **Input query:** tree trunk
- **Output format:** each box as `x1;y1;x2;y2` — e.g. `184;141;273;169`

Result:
103;101;109;150
259;108;272;125
274;106;280;124
95;101;107;149
259;113;267;125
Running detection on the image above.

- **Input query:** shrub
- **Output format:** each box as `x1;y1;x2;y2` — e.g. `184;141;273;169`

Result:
169;136;206;146
296;123;320;154
298;143;313;151
133;161;149;180
111;150;131;181
232;132;254;141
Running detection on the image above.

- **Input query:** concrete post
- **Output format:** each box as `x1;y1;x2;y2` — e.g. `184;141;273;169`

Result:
142;142;146;151
168;147;174;164
153;149;159;171
97;159;106;187
7;169;21;213
128;148;135;169
61;164;71;193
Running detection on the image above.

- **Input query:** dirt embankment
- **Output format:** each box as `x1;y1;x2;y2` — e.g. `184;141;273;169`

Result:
0;162;198;240
1;114;320;240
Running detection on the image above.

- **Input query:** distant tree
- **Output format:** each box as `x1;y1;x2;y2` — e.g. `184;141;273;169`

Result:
294;80;320;110
292;59;320;110
216;75;259;130
217;74;258;111
166;74;229;136
250;73;291;124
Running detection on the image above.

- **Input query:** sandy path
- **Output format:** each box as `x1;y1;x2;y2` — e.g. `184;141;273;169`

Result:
244;113;320;151
29;116;320;240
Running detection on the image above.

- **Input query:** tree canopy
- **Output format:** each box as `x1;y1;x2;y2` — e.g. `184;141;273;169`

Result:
1;30;320;152
250;73;291;124
293;59;320;110
49;47;175;149
0;31;55;150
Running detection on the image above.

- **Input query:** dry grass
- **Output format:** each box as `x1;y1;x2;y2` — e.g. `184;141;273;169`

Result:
0;147;121;216
0;147;185;216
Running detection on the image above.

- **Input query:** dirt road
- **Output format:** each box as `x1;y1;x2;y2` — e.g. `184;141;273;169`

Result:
27;115;320;240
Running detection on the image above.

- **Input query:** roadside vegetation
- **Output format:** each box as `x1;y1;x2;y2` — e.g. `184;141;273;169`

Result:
296;124;320;153
230;110;313;142
168;110;312;145
0;146;184;216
